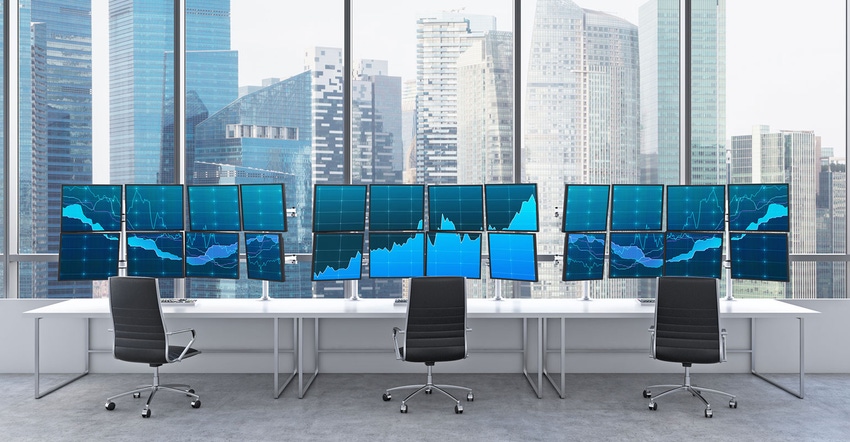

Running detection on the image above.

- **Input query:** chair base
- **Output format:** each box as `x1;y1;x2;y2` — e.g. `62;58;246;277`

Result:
644;367;737;418
105;366;200;418
383;365;473;414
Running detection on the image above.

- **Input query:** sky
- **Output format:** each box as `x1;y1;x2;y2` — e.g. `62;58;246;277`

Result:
92;0;847;182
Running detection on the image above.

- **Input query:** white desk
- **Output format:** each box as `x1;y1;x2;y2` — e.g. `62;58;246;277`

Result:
24;297;817;400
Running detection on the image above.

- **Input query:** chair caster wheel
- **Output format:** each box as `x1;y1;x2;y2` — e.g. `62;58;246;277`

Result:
187;389;195;397
455;405;463;414
133;392;141;399
467;392;474;401
704;408;713;418
191;400;201;409
400;404;408;413
648;402;657;411
105;402;115;411
382;393;391;401
425;388;432;394
729;400;737;409
642;389;651;398
142;408;151;418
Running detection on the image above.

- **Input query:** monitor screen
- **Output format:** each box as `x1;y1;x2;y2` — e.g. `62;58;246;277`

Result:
728;183;790;232
428;185;484;231
485;184;539;232
609;232;665;278
730;232;789;282
666;185;725;231
563;233;606;281
610;185;664;231
488;233;538;281
126;232;185;278
58;232;120;280
425;232;482;278
368;232;425;278
240;184;287;232
245;232;285;282
664;232;723;278
312;233;364;280
184;232;240;279
187;185;241;231
563;185;610;232
125;184;185;231
61;185;122;232
368;184;425;231
312;185;367;232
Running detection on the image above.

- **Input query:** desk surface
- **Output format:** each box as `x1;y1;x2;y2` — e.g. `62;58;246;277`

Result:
24;297;819;319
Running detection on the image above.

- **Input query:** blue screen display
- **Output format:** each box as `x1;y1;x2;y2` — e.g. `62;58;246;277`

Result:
312;233;364;281
126;232;185;278
369;185;425;231
61;185;122;232
563;233;606;281
609;232;665;278
313;185;367;232
610;185;664;231
245;233;285;282
664;232;723;278
125;184;185;231
187;185;241;231
488;233;537;281
58;233;121;280
728;184;789;232
730;233;789;282
428;185;484;231
426;232;482;278
184;232;240;279
485;184;538;232
240;184;287;232
563;185;610;232
368;232;425;278
666;185;725;231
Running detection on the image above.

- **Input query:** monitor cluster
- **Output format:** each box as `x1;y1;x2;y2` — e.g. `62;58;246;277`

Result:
59;184;288;282
563;184;790;282
311;184;540;282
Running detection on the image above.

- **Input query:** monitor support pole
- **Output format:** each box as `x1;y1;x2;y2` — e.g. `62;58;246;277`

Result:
581;280;592;301
492;279;504;301
259;280;271;301
346;279;360;301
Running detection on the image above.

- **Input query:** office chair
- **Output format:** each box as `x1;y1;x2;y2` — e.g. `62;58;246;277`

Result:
382;276;474;414
104;276;201;418
643;276;738;418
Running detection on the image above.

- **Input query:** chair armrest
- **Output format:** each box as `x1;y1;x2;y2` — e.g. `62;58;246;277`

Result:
648;325;656;359
166;328;197;362
392;327;404;360
720;328;727;362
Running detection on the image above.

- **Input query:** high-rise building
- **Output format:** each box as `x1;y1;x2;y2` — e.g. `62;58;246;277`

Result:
352;59;403;185
817;160;846;298
307;47;345;186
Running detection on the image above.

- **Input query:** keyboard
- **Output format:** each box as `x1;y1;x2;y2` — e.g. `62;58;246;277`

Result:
160;298;197;305
636;298;655;305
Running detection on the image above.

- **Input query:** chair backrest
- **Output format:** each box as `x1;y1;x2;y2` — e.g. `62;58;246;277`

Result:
403;277;467;364
108;276;169;365
653;276;721;364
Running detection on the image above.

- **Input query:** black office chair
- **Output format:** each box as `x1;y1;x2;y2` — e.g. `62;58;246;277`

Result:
105;276;201;418
382;276;473;414
643;276;738;417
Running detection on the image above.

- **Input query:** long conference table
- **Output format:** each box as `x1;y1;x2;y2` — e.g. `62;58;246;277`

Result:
24;297;818;400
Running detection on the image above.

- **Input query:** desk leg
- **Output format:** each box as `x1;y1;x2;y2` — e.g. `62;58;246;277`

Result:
34;317;90;399
542;317;566;399
298;318;320;399
521;317;543;398
750;317;805;399
273;318;298;399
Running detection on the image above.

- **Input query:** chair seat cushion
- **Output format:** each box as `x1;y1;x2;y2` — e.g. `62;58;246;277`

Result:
168;346;201;362
401;345;465;363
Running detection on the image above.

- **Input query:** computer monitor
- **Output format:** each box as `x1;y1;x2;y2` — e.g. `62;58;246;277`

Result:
61;184;122;232
58;232;120;280
664;232;723;278
728;183;790;232
312;185;367;232
608;232;665;278
485;184;539;232
563;185;610;232
610;184;664;231
425;232;482;278
665;185;725;231
125;184;185;231
245;232;285;282
184;232;240;279
427;185;484;231
126;232;185;278
187;185;241;231
563;233;606;281
730;232;789;282
368;184;425;231
240;184;287;232
311;233;364;281
368;232;425;278
488;233;538;281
